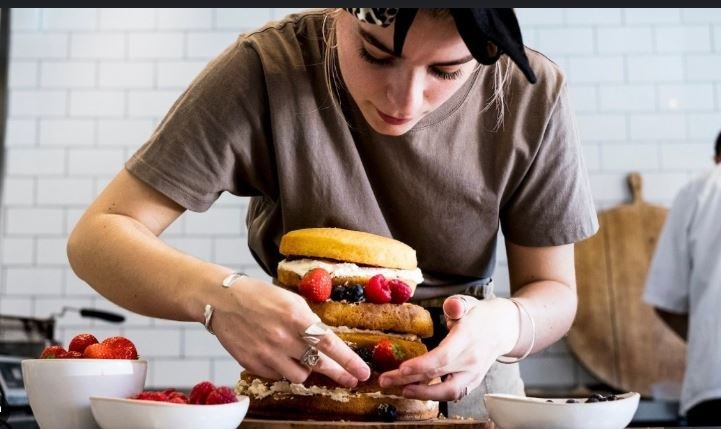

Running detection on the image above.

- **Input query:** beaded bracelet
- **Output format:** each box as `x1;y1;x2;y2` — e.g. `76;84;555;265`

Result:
496;297;536;364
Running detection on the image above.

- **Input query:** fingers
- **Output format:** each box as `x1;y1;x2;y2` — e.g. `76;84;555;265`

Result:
235;359;284;381
403;371;480;401
217;282;371;386
308;327;371;383
380;329;469;387
306;350;361;388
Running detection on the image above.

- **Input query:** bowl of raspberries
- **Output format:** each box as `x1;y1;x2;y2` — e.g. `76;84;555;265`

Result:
21;333;146;429
90;380;249;429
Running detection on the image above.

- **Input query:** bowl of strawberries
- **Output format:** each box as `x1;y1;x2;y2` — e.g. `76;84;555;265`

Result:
90;381;249;429
21;333;147;429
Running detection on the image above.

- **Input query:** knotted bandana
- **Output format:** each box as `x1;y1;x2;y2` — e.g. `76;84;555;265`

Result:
345;8;537;84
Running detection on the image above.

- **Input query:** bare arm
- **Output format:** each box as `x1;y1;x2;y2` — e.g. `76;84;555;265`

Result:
655;308;688;341
67;169;230;322
68;169;369;386
503;240;578;356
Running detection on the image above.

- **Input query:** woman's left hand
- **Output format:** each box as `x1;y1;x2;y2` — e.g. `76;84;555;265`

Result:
378;295;519;401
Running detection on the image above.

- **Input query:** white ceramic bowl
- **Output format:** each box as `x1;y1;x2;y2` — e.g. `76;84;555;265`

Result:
90;395;250;429
21;359;147;429
484;392;640;429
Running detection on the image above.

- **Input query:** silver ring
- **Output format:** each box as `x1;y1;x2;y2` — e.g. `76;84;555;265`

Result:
300;346;320;367
444;295;479;321
301;321;331;345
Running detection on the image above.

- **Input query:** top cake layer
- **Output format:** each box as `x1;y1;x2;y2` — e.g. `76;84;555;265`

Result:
280;228;417;270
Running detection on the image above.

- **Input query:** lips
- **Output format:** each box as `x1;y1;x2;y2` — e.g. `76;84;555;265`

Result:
376;109;412;126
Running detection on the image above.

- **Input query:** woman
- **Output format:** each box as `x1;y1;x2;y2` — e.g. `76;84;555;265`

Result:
67;8;597;416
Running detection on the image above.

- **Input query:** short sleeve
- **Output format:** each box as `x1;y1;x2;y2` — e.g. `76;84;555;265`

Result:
126;40;276;212
643;187;694;314
500;84;599;246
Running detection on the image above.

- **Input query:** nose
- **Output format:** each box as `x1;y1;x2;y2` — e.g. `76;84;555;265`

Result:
386;69;424;117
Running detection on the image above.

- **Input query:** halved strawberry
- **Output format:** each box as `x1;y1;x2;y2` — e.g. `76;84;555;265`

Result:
372;339;404;372
298;268;332;303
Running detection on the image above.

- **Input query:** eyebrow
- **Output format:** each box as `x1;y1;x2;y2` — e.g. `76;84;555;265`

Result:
358;28;475;67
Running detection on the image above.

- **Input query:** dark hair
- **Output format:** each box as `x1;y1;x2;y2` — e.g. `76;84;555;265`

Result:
716;130;721;159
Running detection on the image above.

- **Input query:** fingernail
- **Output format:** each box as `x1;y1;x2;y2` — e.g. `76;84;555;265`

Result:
341;375;358;387
403;387;418;399
378;377;388;387
356;365;370;381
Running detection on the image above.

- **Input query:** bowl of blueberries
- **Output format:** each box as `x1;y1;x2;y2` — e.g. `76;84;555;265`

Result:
484;391;640;429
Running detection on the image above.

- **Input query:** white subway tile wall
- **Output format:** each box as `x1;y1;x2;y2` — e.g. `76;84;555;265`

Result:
2;8;720;390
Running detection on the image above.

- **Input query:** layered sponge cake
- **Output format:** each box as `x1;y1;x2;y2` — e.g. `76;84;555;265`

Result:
236;228;438;421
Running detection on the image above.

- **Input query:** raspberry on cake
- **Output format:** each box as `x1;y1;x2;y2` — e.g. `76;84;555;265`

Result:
236;227;438;422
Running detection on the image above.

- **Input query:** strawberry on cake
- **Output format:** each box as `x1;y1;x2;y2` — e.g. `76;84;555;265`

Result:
236;227;438;421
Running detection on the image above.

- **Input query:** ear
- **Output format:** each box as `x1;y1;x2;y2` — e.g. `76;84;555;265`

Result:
715;155;721;164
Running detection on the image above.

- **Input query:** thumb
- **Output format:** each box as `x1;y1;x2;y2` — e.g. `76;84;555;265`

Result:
442;296;467;321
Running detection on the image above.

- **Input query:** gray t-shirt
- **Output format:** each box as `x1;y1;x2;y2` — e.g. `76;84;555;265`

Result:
126;11;599;297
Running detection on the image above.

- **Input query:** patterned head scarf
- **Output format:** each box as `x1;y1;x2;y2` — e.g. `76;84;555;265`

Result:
345;8;537;84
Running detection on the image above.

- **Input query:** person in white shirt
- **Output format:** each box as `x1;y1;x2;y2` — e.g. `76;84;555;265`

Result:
643;131;721;426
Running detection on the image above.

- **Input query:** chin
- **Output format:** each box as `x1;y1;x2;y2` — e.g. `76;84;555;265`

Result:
367;115;418;136
371;124;413;136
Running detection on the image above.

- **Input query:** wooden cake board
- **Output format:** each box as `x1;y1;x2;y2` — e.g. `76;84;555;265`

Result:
240;418;492;429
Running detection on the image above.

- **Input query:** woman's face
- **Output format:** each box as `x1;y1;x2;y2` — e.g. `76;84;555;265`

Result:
336;11;477;136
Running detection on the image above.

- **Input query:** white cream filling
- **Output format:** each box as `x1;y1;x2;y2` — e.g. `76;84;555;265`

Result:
332;326;420;342
236;378;435;406
278;258;424;286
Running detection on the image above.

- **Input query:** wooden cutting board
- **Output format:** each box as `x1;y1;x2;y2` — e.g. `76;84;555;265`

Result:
240;418;490;429
567;172;687;397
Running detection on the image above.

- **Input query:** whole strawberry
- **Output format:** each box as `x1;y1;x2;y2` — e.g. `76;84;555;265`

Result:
372;339;404;372
102;336;136;351
101;336;139;360
388;280;412;304
189;381;216;404
61;351;83;358
68;333;99;354
82;343;115;359
205;386;238;405
365;275;391;304
39;345;67;359
298;268;332;303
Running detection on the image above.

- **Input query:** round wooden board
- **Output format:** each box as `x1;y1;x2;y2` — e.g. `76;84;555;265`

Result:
239;418;490;429
567;173;687;397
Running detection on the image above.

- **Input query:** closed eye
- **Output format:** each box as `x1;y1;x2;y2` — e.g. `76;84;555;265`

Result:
358;46;394;66
430;68;463;80
359;43;464;80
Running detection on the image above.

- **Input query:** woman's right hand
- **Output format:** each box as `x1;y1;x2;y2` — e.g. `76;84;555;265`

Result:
207;276;370;387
